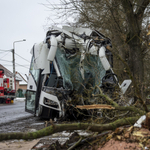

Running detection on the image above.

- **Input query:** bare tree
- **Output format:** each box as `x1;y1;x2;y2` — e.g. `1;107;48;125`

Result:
46;0;150;104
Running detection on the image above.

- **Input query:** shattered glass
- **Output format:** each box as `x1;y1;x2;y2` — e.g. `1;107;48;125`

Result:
26;90;36;112
55;47;106;92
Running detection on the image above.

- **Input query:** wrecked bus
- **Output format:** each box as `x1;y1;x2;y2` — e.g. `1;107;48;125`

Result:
25;26;131;119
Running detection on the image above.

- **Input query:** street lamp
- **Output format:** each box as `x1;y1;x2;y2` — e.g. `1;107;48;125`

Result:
12;39;26;80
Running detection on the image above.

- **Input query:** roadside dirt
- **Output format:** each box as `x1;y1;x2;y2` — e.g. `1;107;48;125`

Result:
0;139;40;150
0;116;45;150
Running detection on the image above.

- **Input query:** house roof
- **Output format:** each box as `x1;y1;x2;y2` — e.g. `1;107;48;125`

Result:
0;64;22;81
19;80;27;85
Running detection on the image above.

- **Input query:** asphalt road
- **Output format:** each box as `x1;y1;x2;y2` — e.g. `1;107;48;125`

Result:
0;100;33;125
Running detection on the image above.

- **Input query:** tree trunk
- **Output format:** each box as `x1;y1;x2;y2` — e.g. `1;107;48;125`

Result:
0;116;140;141
120;0;149;110
128;33;144;84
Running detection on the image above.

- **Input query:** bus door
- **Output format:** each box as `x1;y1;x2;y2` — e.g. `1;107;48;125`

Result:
25;56;40;114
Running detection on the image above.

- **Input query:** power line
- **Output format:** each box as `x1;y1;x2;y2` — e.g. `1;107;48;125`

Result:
15;52;30;63
0;59;12;62
15;62;29;69
15;63;29;67
0;63;29;69
0;59;30;67
0;51;10;55
0;64;12;66
16;64;30;66
17;71;28;76
0;58;29;68
0;49;12;52
0;52;11;59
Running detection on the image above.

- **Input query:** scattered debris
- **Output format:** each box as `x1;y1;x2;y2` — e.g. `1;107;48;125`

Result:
134;115;146;128
100;125;150;150
76;104;115;110
31;132;80;150
30;113;150;150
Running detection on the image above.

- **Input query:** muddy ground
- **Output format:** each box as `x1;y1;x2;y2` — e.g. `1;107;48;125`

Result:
0;116;45;134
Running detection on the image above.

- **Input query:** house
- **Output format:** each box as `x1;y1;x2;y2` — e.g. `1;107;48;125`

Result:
15;71;27;91
19;81;27;90
17;80;27;97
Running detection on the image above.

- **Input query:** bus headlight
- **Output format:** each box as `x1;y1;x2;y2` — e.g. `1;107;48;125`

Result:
44;98;59;108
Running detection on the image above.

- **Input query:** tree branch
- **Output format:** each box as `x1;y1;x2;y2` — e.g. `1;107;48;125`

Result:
120;0;134;16
136;0;150;17
120;0;139;32
0;116;140;141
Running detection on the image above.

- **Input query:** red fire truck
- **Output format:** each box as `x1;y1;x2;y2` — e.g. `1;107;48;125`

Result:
0;69;16;103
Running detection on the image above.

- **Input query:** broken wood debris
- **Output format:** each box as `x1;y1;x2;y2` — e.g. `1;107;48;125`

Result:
76;104;115;110
106;126;150;149
132;131;146;137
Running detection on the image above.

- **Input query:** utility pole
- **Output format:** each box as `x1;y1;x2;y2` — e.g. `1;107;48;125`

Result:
12;39;26;80
12;49;15;79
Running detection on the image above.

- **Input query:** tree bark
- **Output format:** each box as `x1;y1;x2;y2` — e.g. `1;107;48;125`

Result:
0;116;140;141
120;0;150;109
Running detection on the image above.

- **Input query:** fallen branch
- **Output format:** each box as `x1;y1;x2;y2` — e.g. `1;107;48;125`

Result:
94;86;119;107
68;137;83;150
104;111;129;120
114;106;145;115
76;104;115;110
0;116;140;141
68;130;112;148
75;105;145;116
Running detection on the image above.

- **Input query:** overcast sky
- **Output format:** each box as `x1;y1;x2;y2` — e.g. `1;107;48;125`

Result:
0;0;62;81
